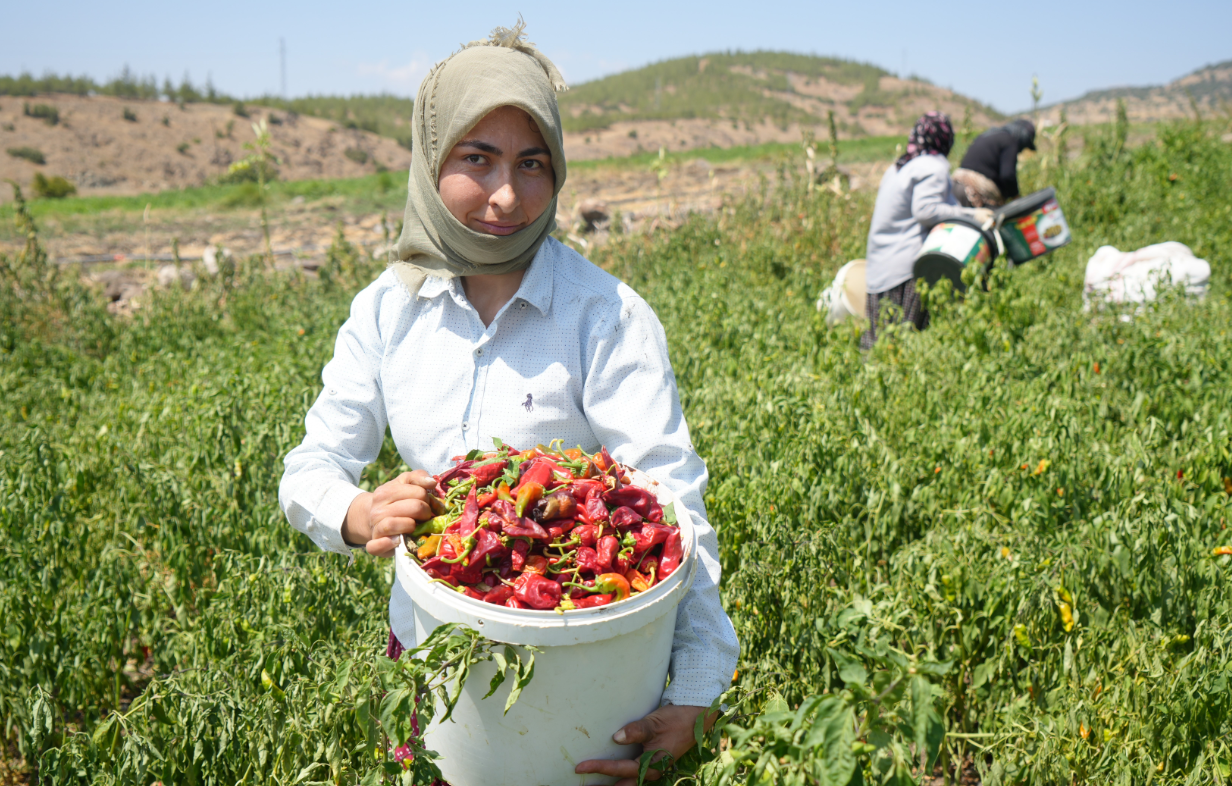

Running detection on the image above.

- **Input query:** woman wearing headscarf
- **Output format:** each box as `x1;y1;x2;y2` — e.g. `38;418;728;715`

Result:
862;111;992;348
278;22;738;785
953;118;1037;207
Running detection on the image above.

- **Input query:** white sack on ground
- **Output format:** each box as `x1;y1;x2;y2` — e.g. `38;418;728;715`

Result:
1083;242;1210;307
817;258;867;325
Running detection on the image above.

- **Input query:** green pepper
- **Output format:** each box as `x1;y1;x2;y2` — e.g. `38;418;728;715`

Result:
411;515;451;538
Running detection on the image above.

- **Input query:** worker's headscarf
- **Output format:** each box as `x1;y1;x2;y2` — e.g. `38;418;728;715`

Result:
391;21;568;296
1004;118;1037;151
895;111;955;170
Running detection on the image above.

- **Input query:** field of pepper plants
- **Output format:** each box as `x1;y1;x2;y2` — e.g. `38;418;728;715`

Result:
3;113;1232;785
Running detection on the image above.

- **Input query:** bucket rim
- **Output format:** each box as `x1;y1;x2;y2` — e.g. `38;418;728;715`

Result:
928;216;999;251
997;186;1057;219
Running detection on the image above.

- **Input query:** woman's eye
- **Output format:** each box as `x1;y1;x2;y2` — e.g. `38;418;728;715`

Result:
465;154;485;165
520;159;543;170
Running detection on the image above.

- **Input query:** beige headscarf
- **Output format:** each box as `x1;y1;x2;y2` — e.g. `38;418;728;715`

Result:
392;22;568;296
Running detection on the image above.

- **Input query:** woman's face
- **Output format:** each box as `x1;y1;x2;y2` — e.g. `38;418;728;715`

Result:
438;105;555;236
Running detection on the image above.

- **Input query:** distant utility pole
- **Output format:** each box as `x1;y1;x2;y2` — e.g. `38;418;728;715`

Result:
280;38;287;99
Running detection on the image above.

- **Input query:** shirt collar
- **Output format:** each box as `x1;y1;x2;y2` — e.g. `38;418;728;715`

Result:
414;239;555;316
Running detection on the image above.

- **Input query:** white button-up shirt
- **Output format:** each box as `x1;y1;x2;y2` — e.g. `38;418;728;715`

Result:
279;237;739;708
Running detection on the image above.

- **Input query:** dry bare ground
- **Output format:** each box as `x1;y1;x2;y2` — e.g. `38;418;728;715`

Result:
0;94;410;201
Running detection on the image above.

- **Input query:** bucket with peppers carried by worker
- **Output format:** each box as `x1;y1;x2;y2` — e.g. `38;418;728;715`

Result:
912;217;1000;292
995;186;1072;264
396;451;698;786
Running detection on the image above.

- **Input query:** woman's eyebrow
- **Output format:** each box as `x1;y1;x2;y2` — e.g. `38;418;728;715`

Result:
518;146;551;158
457;140;501;155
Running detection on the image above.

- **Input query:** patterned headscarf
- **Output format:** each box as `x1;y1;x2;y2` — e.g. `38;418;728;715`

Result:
895;111;955;170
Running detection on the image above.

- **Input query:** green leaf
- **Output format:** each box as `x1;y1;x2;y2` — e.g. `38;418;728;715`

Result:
827;648;868;686
504;650;536;715
661;502;678;524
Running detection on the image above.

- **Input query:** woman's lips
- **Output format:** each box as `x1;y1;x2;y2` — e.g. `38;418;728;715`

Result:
474;219;524;236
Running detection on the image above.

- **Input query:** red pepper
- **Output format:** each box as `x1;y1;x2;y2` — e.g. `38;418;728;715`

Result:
614;550;632;574
546;521;575;540
610;505;643;529
514;573;562;610
453;528;504;584
505;597;529;609
571;593;613;609
659;530;683;579
468;459;507;487
463;586;486;600
435;461;474;496
602;486;658;518
632;523;670;553
503;517;550;540
638;555;659;579
574;524;598;548
575;546;600;574
457;488;480;536
515;482;544;519
483;585;514;605
510;540;529;573
515;461;553;493
477;489;499;508
596;535;619;573
570;479;605;502
490;499;517;522
583;496;609;523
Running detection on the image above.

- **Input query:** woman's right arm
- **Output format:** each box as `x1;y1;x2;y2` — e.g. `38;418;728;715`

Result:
910;160;974;227
279;278;413;555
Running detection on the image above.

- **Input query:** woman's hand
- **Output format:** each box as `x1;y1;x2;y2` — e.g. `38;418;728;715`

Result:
342;470;438;557
972;207;995;228
574;704;711;785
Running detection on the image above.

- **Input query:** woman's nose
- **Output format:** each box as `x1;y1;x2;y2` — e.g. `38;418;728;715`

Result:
489;177;519;214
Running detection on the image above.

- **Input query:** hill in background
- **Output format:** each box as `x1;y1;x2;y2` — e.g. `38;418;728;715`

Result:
557;51;1005;160
1040;60;1232;125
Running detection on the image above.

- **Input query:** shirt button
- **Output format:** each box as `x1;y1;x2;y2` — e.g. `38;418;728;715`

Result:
461;421;469;431
475;347;484;357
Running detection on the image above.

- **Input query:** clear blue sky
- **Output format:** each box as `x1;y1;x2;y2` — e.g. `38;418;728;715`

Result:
4;0;1229;114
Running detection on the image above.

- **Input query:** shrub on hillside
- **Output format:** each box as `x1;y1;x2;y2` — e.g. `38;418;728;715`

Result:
343;147;369;165
22;102;58;125
6;146;45;165
122;107;138;122
31;172;76;199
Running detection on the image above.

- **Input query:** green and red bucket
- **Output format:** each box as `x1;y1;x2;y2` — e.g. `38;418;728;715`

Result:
996;186;1072;264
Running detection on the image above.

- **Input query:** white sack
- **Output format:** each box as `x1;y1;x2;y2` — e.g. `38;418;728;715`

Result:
1083;241;1210;307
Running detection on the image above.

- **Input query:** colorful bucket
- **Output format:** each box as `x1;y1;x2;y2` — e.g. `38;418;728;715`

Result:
913;217;997;292
996;186;1072;264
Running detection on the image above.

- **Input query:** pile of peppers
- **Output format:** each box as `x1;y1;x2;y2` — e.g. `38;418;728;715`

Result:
407;440;684;612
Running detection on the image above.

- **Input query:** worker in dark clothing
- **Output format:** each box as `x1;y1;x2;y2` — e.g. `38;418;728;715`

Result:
952;119;1036;207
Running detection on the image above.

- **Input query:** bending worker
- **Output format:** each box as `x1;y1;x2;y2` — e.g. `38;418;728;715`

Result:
863;111;991;348
952;118;1036;207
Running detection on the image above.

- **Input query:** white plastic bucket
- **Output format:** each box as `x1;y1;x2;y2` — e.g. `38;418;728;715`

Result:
394;469;698;786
